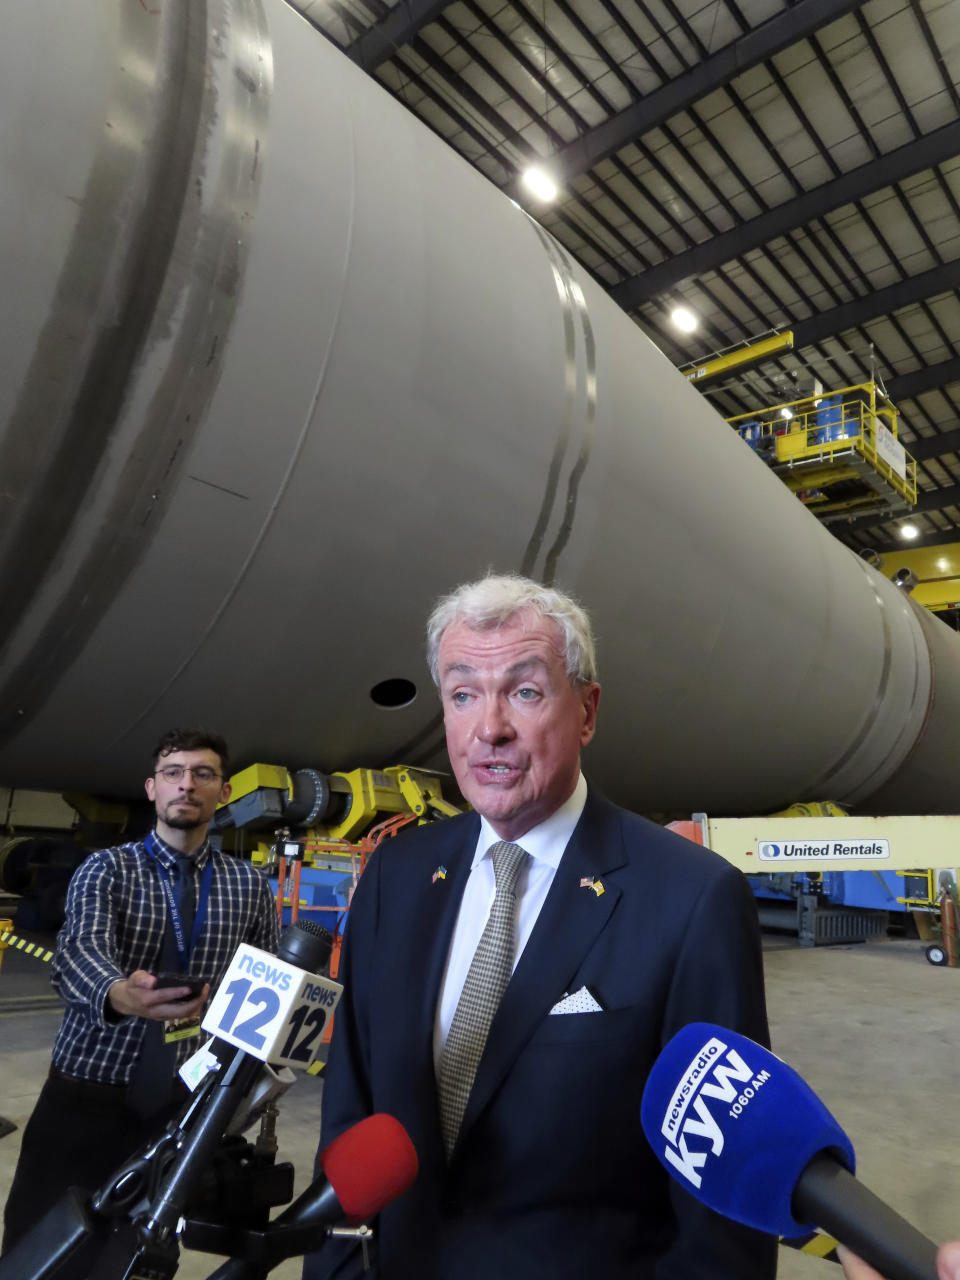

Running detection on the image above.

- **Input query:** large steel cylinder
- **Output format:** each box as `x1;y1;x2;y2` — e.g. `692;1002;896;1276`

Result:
0;0;954;815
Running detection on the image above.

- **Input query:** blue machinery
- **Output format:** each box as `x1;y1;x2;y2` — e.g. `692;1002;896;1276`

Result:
747;867;929;948
669;811;956;950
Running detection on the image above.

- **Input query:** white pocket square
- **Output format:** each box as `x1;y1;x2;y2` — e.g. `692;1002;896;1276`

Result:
548;986;603;1015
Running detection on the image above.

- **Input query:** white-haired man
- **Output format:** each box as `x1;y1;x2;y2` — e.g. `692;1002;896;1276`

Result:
308;574;775;1279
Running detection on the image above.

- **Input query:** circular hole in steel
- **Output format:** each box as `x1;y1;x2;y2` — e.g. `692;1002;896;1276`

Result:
370;678;418;709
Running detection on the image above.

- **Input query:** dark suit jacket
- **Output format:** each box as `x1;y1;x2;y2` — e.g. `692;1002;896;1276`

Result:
306;788;776;1279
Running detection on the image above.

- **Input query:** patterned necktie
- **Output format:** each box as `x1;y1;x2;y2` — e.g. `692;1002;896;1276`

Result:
437;840;528;1157
127;854;196;1116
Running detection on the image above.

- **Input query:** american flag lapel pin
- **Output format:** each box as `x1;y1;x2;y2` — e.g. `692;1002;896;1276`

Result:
579;876;594;889
432;865;447;884
580;876;604;896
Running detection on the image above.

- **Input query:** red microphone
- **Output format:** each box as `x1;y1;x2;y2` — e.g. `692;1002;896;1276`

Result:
319;1113;419;1224
205;1114;417;1279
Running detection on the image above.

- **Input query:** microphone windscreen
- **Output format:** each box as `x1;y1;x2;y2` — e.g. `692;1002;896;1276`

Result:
320;1114;418;1224
277;919;334;974
640;1022;855;1237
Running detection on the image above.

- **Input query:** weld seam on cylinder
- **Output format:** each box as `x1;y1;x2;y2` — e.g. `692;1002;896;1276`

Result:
802;558;930;803
0;0;272;753
0;5;209;741
521;218;578;583
544;255;598;586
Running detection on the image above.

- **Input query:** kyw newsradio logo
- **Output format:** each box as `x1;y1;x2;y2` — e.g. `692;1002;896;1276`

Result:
757;837;890;862
659;1036;770;1188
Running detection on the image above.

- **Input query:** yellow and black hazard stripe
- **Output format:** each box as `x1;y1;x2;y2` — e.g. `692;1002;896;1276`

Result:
0;928;55;964
781;1231;841;1263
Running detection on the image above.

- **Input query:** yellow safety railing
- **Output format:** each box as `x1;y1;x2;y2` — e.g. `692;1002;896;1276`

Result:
727;383;917;509
895;868;938;911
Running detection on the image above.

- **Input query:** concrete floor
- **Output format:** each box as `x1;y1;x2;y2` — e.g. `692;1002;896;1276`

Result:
1;926;957;1278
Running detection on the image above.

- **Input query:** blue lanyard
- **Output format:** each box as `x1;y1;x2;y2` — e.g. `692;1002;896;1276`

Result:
144;832;213;969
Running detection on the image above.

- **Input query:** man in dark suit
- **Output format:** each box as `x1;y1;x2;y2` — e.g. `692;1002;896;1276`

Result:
307;574;775;1279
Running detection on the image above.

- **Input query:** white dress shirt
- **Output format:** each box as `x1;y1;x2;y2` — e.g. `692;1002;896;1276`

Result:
433;772;588;1069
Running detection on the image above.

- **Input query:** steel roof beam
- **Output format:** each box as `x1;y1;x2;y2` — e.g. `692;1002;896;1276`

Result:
348;0;455;70
886;354;960;405
788;259;960;351
881;530;960;552
611;120;960;312
680;268;960;394
905;426;960;463
840;526;960;553
845;483;960;534
500;0;864;199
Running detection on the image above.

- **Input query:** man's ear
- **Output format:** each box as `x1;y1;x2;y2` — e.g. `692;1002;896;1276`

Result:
579;682;601;747
145;776;157;802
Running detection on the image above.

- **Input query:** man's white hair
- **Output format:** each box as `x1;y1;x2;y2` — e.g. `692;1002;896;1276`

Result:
426;574;598;687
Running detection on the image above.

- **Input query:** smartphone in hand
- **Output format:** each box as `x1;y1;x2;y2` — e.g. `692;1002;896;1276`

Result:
153;973;207;1001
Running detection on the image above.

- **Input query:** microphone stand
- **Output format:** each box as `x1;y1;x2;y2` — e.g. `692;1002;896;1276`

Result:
0;1051;365;1280
0;1045;266;1280
192;1185;374;1279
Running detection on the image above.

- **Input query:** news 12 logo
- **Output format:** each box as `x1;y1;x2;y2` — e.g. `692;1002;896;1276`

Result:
658;1035;770;1187
202;943;342;1069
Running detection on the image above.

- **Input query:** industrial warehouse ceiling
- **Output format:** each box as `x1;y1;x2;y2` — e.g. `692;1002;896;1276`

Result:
287;0;960;556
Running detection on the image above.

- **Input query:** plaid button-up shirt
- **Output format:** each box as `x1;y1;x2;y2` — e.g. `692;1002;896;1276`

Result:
50;831;279;1084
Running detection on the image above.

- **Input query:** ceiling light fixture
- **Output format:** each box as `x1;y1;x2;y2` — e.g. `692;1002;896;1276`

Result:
521;167;558;202
899;523;919;540
670;306;698;333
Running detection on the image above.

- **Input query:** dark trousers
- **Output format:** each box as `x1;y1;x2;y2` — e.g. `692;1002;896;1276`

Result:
1;1068;185;1256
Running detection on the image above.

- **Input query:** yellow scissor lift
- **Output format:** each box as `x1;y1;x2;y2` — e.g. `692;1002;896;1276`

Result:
727;383;918;524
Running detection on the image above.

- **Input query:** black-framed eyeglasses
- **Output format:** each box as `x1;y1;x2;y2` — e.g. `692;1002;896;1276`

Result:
155;764;223;785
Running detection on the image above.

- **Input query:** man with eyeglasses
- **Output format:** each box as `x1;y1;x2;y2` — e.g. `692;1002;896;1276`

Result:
1;728;279;1255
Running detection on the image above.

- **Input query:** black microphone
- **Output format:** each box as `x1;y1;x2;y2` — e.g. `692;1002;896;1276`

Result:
640;1022;939;1280
276;919;333;974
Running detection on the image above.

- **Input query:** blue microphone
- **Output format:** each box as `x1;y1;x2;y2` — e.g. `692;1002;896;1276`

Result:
641;1023;938;1280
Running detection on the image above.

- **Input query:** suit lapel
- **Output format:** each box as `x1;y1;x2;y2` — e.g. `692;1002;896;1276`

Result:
456;791;626;1147
396;819;477;1159
405;822;477;1046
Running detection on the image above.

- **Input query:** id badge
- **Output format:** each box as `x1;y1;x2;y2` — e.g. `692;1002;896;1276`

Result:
164;1016;202;1045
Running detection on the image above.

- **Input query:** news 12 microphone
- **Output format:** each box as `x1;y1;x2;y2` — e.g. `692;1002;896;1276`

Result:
640;1023;939;1280
198;919;339;1073
130;920;346;1242
206;1114;418;1279
185;920;340;1134
142;919;343;1222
